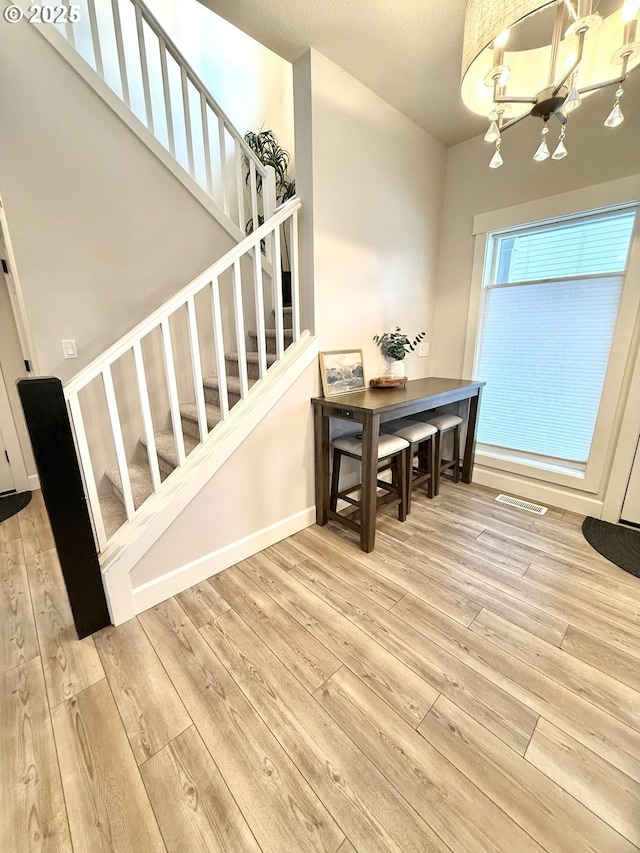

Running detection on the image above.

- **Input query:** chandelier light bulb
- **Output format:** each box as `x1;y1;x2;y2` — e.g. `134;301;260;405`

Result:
494;28;510;48
622;0;640;24
484;120;501;142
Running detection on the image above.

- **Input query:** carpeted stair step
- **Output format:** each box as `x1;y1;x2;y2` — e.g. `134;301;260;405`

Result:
105;461;155;510
202;374;255;408
273;306;293;330
180;401;222;440
99;492;127;540
225;351;277;380
140;429;199;477
248;328;294;354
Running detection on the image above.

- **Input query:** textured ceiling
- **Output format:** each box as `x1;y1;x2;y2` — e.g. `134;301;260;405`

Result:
198;0;489;147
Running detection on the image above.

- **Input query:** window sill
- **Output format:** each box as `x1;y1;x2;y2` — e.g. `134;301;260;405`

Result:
476;444;593;490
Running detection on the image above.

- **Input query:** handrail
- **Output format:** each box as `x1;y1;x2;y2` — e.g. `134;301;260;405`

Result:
64;197;300;397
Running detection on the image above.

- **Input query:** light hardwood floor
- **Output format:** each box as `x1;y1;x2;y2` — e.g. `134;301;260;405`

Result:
1;483;639;852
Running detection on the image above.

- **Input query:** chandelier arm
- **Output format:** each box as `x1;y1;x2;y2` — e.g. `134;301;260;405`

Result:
577;54;630;94
497;110;532;133
552;29;586;96
493;86;538;104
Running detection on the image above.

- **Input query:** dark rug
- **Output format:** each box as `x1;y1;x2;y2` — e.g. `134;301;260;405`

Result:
0;490;32;523
582;517;640;578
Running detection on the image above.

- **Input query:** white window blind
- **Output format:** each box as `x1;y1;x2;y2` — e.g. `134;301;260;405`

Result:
476;207;636;466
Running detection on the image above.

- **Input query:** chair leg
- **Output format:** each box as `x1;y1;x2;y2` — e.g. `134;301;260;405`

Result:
398;448;408;522
406;443;415;514
452;425;461;483
432;431;441;496
425;435;436;498
330;448;342;512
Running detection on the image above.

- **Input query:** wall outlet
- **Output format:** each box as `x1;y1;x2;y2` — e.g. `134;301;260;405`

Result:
418;341;430;357
61;339;78;359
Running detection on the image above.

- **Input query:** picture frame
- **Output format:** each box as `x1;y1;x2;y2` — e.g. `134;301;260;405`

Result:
319;349;366;397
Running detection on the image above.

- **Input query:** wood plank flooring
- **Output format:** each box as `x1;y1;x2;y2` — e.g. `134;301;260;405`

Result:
1;484;639;852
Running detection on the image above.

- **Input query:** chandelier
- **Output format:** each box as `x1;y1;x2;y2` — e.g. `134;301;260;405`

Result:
461;0;640;167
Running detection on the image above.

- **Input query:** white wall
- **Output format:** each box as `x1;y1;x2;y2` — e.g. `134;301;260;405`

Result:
294;49;447;381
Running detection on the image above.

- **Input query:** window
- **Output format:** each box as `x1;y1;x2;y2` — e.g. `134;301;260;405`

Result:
474;206;636;471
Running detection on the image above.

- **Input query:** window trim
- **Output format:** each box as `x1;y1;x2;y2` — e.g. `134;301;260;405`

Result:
463;176;640;495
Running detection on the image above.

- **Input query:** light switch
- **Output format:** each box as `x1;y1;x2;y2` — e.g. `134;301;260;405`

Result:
62;339;78;359
418;342;430;357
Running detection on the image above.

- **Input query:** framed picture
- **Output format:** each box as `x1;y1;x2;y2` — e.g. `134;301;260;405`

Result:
319;349;366;397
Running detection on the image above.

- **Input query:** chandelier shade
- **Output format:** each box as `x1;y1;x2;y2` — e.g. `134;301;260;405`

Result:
461;0;640;122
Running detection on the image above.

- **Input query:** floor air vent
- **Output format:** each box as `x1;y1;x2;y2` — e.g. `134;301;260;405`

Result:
495;494;548;515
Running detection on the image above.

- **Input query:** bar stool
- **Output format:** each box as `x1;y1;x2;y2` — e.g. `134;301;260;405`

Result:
427;413;464;494
382;419;437;511
329;433;410;537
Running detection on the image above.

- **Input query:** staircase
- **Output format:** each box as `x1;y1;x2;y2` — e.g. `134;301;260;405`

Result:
9;0;318;624
101;311;294;537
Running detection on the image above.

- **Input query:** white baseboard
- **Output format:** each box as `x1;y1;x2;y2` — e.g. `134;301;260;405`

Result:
28;474;40;491
128;506;316;618
472;466;603;517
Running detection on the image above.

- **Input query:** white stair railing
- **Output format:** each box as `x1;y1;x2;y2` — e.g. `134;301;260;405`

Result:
53;0;275;235
64;198;301;553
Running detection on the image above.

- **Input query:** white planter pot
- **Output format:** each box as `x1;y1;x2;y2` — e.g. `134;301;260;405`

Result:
387;359;405;377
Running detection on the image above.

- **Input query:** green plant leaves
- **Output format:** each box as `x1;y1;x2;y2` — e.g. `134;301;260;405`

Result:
243;130;295;204
373;327;426;360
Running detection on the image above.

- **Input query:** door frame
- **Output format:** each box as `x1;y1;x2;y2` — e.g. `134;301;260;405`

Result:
0;362;29;493
0;196;38;493
602;327;640;523
0;196;38;373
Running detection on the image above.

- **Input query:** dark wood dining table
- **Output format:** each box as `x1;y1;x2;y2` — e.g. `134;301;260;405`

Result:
312;377;486;552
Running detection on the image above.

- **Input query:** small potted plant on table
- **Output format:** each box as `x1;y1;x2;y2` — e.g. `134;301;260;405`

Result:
373;326;425;377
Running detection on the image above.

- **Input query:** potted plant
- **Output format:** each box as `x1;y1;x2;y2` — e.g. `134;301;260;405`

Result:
373;326;425;376
243;130;296;305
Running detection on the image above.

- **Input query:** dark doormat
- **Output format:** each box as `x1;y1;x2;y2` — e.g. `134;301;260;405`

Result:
0;490;32;523
582;517;640;578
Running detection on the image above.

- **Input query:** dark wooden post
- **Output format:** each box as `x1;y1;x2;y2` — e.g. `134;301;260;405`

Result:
18;377;111;638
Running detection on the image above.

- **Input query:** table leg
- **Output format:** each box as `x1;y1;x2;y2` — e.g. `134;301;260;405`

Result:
360;413;379;552
462;388;482;483
313;405;330;525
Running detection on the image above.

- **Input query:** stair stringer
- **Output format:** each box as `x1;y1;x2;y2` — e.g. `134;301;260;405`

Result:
100;331;318;625
27;13;252;249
